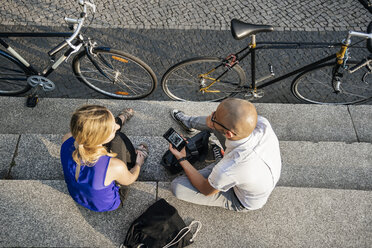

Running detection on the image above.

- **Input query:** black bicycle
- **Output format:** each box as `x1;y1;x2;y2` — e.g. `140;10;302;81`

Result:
0;0;157;107
161;19;372;105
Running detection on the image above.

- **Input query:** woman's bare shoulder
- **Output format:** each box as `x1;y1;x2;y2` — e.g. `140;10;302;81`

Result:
105;157;128;185
62;132;73;143
108;157;127;173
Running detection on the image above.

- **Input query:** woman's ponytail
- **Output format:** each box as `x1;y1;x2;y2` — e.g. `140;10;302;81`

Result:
70;105;117;166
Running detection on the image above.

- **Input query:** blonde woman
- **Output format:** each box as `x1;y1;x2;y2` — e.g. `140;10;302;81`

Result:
60;105;148;212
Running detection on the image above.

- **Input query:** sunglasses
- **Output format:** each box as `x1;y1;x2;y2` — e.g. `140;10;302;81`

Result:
211;112;237;135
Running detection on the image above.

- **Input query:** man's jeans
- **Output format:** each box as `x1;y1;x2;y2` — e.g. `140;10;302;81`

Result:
171;116;248;212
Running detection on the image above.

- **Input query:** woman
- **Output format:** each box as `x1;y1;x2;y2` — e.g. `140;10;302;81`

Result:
60;105;148;212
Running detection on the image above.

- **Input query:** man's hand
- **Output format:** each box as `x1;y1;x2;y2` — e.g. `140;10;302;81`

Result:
168;143;186;160
169;140;219;196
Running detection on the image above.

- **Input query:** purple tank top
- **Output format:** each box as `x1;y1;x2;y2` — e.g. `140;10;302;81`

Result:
60;137;120;212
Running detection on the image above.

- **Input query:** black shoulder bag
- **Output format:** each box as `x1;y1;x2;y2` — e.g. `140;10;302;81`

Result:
122;198;202;248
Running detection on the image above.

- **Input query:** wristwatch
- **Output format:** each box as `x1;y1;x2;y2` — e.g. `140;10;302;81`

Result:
177;157;187;163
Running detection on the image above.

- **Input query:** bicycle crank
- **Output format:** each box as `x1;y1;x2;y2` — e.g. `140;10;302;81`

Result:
27;76;56;92
244;89;264;100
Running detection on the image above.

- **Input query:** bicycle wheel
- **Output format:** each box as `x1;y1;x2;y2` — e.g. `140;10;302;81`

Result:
292;61;372;105
161;57;246;102
0;50;31;95
73;48;157;99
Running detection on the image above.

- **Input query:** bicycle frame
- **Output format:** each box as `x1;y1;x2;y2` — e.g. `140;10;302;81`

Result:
236;41;342;90
0;32;82;77
0;0;94;80
252;42;338;90
200;38;365;94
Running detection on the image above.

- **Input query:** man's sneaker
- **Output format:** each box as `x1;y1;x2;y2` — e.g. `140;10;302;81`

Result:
211;142;224;161
171;109;196;134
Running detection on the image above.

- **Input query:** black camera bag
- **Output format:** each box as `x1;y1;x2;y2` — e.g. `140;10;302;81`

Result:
161;130;211;174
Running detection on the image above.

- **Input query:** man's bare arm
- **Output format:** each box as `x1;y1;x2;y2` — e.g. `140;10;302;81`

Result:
169;144;219;196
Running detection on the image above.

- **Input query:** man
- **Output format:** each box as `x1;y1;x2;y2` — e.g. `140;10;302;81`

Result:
169;98;281;212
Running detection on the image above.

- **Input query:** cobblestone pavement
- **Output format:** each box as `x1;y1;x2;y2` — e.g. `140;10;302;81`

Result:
0;1;371;103
0;0;370;31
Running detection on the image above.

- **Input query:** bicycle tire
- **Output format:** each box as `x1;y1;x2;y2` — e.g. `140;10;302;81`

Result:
367;21;372;53
291;61;372;105
73;48;157;99
161;57;246;102
0;50;31;95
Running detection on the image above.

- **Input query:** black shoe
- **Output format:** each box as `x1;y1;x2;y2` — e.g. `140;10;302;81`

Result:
211;142;224;161
171;109;196;134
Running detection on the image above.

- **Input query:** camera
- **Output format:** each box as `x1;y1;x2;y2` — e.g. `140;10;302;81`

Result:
163;127;186;151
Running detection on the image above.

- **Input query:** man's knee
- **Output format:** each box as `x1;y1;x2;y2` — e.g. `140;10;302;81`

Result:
171;176;193;200
170;177;183;199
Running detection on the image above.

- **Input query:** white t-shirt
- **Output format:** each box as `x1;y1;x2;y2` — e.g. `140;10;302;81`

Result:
208;116;281;210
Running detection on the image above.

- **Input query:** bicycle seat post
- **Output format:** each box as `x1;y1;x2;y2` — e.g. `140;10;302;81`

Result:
250;34;257;89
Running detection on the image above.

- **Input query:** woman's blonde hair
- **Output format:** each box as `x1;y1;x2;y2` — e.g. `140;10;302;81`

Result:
70;105;116;166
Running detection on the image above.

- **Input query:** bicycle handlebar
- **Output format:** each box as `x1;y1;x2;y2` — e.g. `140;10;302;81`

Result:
48;40;69;57
48;0;96;57
348;31;372;39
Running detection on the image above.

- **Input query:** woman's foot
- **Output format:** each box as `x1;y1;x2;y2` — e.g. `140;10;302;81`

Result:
116;108;134;127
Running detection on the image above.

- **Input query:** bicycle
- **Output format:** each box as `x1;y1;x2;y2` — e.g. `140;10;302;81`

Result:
0;0;157;107
161;19;372;105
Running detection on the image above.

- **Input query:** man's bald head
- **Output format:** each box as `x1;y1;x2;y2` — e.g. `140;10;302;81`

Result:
216;98;257;139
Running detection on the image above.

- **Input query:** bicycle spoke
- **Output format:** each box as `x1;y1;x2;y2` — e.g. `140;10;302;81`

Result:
293;62;372;104
162;57;245;101
179;67;199;79
114;77;144;95
0;66;25;74
0;57;29;94
318;69;332;79
311;78;334;90
75;49;156;99
171;71;201;85
0;79;27;86
339;88;369;99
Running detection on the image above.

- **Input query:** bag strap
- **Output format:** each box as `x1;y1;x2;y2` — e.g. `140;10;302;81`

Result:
75;163;81;182
162;221;202;248
186;138;199;157
197;131;211;161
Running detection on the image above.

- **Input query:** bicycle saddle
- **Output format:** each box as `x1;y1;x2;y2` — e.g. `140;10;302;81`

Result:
231;19;274;40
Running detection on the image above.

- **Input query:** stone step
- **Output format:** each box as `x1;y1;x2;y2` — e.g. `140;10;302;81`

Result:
1;134;371;190
1;97;371;143
159;182;372;248
0;180;370;247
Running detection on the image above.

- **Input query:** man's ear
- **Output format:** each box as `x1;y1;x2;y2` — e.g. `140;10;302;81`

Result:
225;130;234;139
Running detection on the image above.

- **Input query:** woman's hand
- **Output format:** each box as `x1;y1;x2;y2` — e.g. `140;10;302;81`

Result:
135;143;148;167
135;150;146;166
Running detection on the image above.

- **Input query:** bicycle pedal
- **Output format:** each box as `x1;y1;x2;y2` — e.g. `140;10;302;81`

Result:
244;89;264;100
26;95;39;108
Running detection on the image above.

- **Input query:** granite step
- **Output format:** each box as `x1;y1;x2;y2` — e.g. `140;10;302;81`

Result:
1;97;371;248
0;97;371;143
0;180;370;248
1;134;371;191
